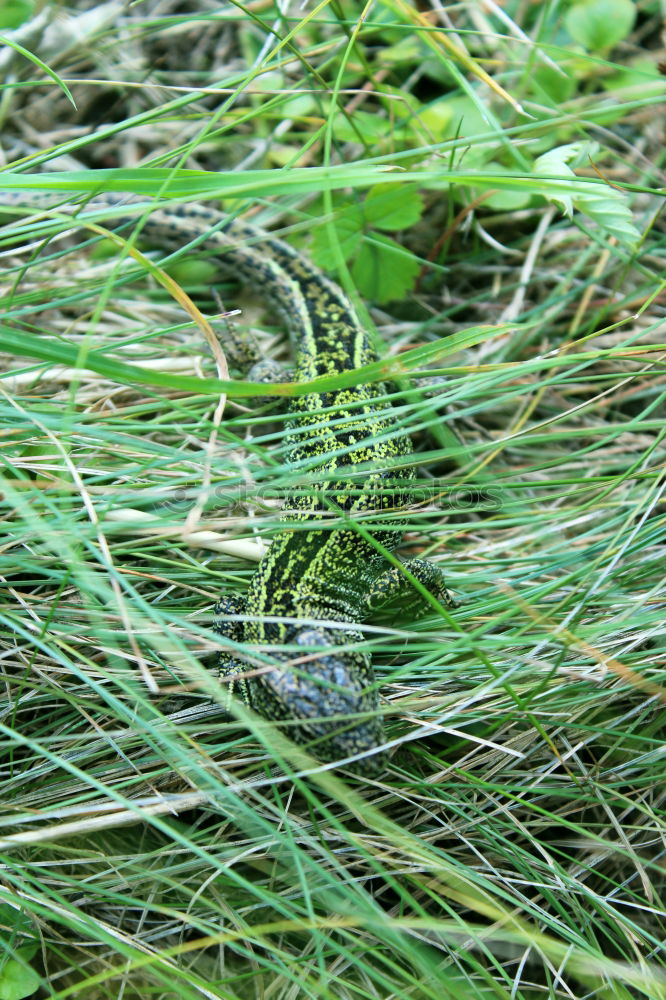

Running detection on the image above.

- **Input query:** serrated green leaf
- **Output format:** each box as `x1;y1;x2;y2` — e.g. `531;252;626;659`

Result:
534;144;600;216
533;153;575;216
573;185;641;249
564;0;636;52
310;206;364;270
533;144;640;247
535;142;600;172
351;234;421;304
363;184;424;231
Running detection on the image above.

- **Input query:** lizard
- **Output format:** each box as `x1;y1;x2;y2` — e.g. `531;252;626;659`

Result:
1;193;456;774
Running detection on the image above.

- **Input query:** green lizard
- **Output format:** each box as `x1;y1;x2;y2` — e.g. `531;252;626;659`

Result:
2;194;455;773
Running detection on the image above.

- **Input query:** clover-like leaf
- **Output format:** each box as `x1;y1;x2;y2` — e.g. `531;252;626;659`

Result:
565;0;636;52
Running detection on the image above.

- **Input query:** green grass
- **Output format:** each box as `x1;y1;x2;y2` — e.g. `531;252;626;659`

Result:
1;1;665;998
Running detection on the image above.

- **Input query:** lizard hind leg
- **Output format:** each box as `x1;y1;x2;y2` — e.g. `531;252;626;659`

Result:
365;558;457;621
248;626;386;773
214;594;253;704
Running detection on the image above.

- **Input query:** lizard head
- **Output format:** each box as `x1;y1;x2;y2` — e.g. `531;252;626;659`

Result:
250;627;386;775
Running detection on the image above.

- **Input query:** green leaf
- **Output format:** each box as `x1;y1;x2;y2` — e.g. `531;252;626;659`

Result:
166;258;219;287
532;63;577;104
0;904;40;1000
363;184;424;231
564;0;636;52
0;954;41;1000
331;109;392;142
603;58;666;97
0;0;33;29
469;165;533;211
351;233;421;304
379;35;423;66
435;96;490;142
278;92;316;120
416;97;454;141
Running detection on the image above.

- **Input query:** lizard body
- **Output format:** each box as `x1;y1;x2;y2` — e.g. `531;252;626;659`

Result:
2;194;454;773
